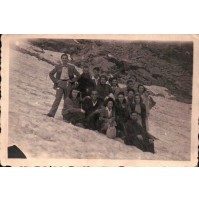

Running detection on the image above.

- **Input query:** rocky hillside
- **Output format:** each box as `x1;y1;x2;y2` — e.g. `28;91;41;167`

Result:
28;38;193;103
6;41;192;161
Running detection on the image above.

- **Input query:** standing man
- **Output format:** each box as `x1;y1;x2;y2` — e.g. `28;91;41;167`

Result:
76;65;95;98
47;53;80;117
92;67;100;89
123;76;139;95
96;75;113;102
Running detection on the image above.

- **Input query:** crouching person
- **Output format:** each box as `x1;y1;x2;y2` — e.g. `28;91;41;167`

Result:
62;89;85;127
98;98;117;138
124;112;155;153
82;90;104;130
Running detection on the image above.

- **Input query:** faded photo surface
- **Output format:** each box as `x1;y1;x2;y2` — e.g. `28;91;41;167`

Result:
1;35;198;166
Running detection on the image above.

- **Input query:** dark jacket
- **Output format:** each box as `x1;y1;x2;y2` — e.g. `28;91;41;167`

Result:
96;83;113;100
125;119;146;138
92;77;100;89
131;103;146;130
77;73;95;97
82;97;103;117
125;97;135;111
115;99;129;123
124;119;155;153
49;63;80;89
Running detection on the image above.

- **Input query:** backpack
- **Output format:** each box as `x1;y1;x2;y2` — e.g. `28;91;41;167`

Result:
106;126;116;139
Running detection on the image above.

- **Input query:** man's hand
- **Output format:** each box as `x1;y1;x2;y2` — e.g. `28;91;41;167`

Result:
137;135;143;141
81;109;85;114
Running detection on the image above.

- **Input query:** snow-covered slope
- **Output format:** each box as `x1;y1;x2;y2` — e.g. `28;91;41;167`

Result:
7;46;191;161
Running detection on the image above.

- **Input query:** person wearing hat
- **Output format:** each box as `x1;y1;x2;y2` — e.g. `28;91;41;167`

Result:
124;112;155;153
47;53;80;118
96;75;113;102
62;89;85;126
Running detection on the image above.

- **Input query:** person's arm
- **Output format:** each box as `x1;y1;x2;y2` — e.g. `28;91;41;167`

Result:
81;98;90;114
62;98;73;115
49;66;59;84
141;104;146;119
71;66;80;82
149;96;156;109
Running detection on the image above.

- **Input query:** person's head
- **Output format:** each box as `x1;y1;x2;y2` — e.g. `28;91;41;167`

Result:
110;78;118;87
107;100;114;110
117;92;125;103
90;90;98;101
127;89;135;99
105;98;114;110
145;89;150;97
61;54;69;64
71;89;80;99
126;80;133;88
130;112;138;122
127;76;137;87
83;65;89;74
93;67;100;77
138;84;146;94
99;75;107;85
134;94;142;104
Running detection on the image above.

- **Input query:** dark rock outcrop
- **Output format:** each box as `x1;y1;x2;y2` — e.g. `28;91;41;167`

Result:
27;39;193;103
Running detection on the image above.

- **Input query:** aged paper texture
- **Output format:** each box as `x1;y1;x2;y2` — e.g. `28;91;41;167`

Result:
1;34;198;166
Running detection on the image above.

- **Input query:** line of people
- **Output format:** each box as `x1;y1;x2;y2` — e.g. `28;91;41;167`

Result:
46;54;156;153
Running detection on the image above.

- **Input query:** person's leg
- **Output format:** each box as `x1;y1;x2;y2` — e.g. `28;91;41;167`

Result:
143;138;155;153
48;88;64;117
88;113;99;130
66;83;72;98
133;137;145;151
124;135;134;145
145;115;149;132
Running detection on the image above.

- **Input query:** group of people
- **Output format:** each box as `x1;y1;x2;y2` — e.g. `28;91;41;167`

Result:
46;54;156;153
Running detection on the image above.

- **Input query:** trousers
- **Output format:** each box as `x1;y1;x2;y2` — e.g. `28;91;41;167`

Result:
48;81;72;117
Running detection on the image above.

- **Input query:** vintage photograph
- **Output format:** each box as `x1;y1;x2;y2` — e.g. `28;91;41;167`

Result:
1;35;198;166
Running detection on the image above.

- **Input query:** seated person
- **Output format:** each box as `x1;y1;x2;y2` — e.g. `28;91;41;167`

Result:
123;76;139;95
96;75;113;102
115;92;129;138
110;77;123;98
98;98;117;134
82;90;104;130
62;89;85;126
77;65;95;98
124;112;155;153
